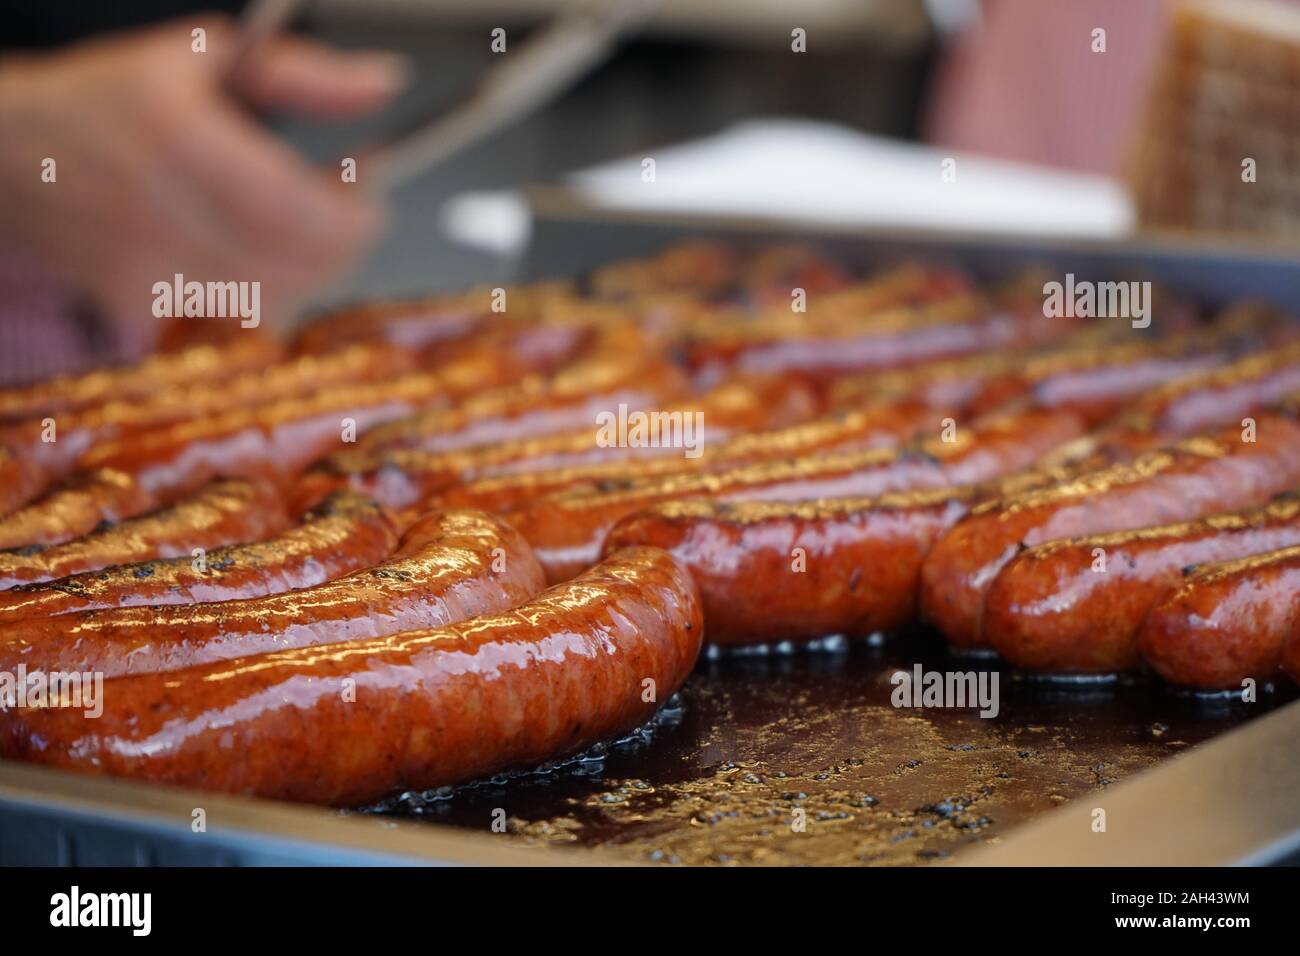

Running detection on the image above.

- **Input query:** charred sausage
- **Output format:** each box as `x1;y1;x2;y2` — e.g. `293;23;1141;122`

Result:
510;406;1085;582
0;469;154;551
984;495;1300;674
0;509;543;679
1139;544;1300;690
0;546;701;806
0;490;393;618
920;414;1300;650
0;478;289;592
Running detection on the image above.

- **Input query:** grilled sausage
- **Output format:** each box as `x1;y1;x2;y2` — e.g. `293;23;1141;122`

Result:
79;350;521;498
0;469;154;551
0;336;281;423
0;478;289;592
422;398;940;518
0;546;701;806
601;459;1089;647
984;495;1300;674
1097;341;1300;453
1139;545;1300;690
291;373;825;512
686;294;1062;380
0;490;393;619
0;342;416;478
291;280;574;355
353;354;690;455
0;509;543;679
920;414;1300;650
510;406;1085;582
604;489;974;645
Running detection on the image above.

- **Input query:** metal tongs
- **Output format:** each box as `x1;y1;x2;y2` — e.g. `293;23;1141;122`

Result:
231;0;660;193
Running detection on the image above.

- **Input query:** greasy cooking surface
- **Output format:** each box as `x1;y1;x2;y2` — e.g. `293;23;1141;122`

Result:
373;632;1291;865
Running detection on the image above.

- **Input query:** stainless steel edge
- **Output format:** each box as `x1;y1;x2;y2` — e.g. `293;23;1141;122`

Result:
0;762;611;866
955;699;1300;867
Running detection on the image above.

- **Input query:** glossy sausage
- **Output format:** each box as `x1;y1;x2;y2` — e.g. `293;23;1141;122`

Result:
0;469;154;551
601;459;1087;647
604;489;975;645
0;490;394;619
79;350;521;498
985;495;1300;674
1139;544;1300;690
920;414;1300;650
686;294;1065;380
423;397;940;518
0;336;281;423
353;354;689;455
0;342;416;478
0;546;701;806
0;478;289;592
0;509;543;679
291;373;825;512
510;406;1085;582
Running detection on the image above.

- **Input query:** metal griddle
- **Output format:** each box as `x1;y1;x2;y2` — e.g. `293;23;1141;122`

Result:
2;214;1298;865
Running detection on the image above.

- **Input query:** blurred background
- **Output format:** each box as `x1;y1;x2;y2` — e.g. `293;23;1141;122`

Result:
2;0;1298;381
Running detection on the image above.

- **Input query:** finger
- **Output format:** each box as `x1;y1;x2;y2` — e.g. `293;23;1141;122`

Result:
232;37;408;119
170;98;387;271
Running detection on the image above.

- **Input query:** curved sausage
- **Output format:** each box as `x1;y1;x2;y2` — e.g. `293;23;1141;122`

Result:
601;459;1086;647
0;490;393;619
423;398;940;518
79;349;521;498
0;546;701;806
1098;341;1300;453
291;280;574;355
686;294;1061;380
1139;545;1300;690
985;495;1300;674
510;406;1085;582
353;354;690;455
0;336;281;423
831;335;1224;427
920;414;1300;650
291;373;825;512
0;469;154;551
0;478;289;592
0;509;543;680
0;342;416;478
604;489;974;645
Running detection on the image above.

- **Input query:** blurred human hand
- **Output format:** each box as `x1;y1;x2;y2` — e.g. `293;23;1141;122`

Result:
0;15;406;344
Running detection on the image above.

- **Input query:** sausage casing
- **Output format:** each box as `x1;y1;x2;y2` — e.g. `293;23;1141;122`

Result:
0;490;393;618
920;414;1300;649
0;546;701;806
985;495;1300;673
1139;544;1300;689
0;509;542;679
